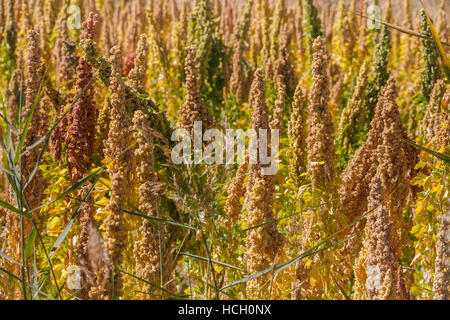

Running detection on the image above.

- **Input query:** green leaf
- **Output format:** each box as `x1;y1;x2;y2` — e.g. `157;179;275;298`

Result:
400;137;450;164
24;229;36;260
0;199;31;218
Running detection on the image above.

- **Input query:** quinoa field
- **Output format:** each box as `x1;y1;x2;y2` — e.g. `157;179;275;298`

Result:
0;0;448;301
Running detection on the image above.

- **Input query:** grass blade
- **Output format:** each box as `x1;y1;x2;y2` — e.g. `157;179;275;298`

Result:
124;208;198;231
400;137;450;164
119;268;188;299
0;251;22;266
24;229;37;260
0;266;23;282
0;199;31;218
180;252;244;272
346;9;450;47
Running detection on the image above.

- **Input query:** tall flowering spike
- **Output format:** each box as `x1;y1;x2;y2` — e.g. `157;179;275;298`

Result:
307;36;335;192
355;78;414;299
433;210;449;300
5;0;17;61
340;78;416;262
178;46;214;136
421;80;446;145
271;26;296;131
102;45;130;300
188;0;215;85
271;27;297;134
22;29;43;208
401;0;415;72
364;26;391;130
288;83;308;187
0;0;4;38
437;89;450;151
76;182;107;300
269;0;286;59
339;139;378;264
81;11;99;40
79;38;112;87
384;0;392;23
235;0;253;44
322;1;335;45
128;34;149;91
54;15;76;88
66;12;99;182
133;110;173;298
336;0;355;61
437;0;448;44
229;40;246;102
304;0;322;47
362;177;398;300
402;0;412;28
229;0;253;102
259;0;271;64
225;158;248;229
124;0;144;56
37;1;51;64
249;70;269;165
339;61;369;154
357;0;369;58
372;79;412;252
246;69;284;300
171;0;181;20
420;9;441;102
147;9;171;79
100;0;115;56
6;68;23;124
221;0;235;44
274;25;297;95
172;0;190;77
116;0;128;45
347;0;358;49
270;75;287;134
294;0;305;60
84;0;98;20
44;0;61;35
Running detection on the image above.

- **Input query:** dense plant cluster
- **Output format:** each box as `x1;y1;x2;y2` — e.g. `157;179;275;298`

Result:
0;0;448;300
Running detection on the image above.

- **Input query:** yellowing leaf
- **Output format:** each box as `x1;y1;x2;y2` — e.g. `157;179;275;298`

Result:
47;216;62;237
48;207;64;216
415;204;423;215
414;161;427;170
411;225;420;234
